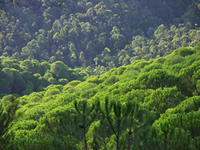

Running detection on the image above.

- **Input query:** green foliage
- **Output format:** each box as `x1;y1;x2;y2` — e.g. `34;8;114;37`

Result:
50;61;69;79
142;63;163;72
0;79;11;94
1;0;200;75
0;95;18;149
164;55;186;66
143;87;185;115
164;96;200;115
0;102;9;149
74;99;99;150
0;45;200;149
44;88;61;97
0;57;89;97
103;75;119;85
1;1;200;149
137;69;179;90
7;130;53;150
173;47;195;57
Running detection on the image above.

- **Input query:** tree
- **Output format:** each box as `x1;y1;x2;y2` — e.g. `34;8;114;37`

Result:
0;102;9;149
74;99;99;150
0;0;67;9
98;96;152;150
50;61;69;79
144;87;185;115
0;95;18;149
137;69;179;90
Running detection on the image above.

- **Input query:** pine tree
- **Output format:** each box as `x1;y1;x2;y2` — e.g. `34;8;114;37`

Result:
74;99;99;150
0;95;18;150
100;96;136;150
98;96;154;150
0;102;9;149
52;114;78;150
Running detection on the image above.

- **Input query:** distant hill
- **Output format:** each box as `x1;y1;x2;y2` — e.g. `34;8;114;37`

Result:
0;0;200;74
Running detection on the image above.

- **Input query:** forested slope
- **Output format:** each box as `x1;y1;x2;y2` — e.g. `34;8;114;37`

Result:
0;43;200;149
0;58;90;97
1;0;200;73
1;0;200;149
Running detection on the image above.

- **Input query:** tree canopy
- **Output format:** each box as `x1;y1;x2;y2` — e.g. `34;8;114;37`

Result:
1;0;200;149
0;43;200;149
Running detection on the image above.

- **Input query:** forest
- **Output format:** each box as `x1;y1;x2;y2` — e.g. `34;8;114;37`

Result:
0;0;200;149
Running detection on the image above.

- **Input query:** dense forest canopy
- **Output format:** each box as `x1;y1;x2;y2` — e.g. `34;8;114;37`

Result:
1;0;200;149
1;0;200;71
0;44;200;149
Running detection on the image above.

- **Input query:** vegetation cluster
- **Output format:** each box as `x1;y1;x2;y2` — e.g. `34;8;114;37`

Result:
1;0;200;149
1;0;200;73
0;44;200;149
0;58;89;96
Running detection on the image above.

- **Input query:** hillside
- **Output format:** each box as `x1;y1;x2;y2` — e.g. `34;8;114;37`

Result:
0;43;200;149
1;0;200;73
0;58;90;97
1;0;200;149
